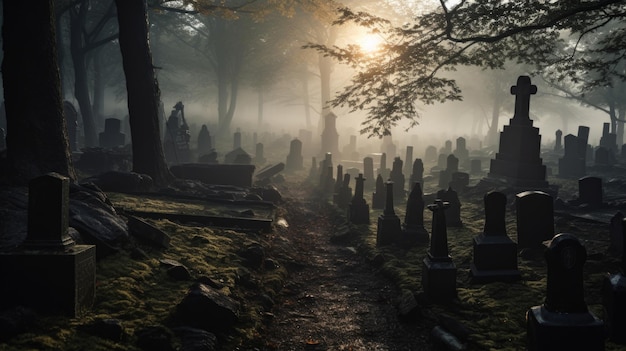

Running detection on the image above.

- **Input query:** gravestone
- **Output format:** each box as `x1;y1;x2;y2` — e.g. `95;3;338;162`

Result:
409;158;424;189
578;126;590;164
516;191;554;249
333;165;344;196
470;159;482;174
438;154;459;189
64;101;79;151
164;103;191;164
254;143;266;165
422;199;457;301
233;129;242;149
197;125;212;156
558;134;586;178
602;216;626;343
389;157;405;200
554;129;562;152
436;187;462;227
425;146;437;163
321;112;339;158
348;174;370;225
437;153;447;170
320;166;334;194
608;212;624;258
404;146;414;176
254;163;285;182
308;157;318;180
453;137;469;168
440;140;452;155
578;176;602;208
594;146;610;166
448;172;469;193
526;234;604;350
363;157;375;190
372;174;385;210
0;173;96;316
487;76;548;188
285;138;304;172
402;182;429;244
336;174;352;209
99;118;125;149
224;147;251;165
378;153;390;180
599;122;618;155
471;192;520;282
376;181;402;246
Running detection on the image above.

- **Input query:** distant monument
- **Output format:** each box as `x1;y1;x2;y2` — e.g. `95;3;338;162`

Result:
320;112;339;158
487;76;548;188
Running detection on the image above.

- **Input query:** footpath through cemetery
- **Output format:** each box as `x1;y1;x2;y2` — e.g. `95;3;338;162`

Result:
3;75;626;350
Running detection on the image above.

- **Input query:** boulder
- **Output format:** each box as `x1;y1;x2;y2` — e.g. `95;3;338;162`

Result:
174;283;239;332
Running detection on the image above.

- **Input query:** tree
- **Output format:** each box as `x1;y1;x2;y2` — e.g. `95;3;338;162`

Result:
2;0;76;183
310;0;626;137
115;0;173;186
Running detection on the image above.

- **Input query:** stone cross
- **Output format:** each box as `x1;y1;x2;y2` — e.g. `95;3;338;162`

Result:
510;75;537;123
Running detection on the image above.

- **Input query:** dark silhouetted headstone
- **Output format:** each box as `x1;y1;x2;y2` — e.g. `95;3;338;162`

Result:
449;172;469;193
285;138;303;172
422;199;456;301
516;191;554;249
578;176;602;208
558;133;586;178
376;181;401;246
437;187;462;227
233;129;242;149
321;112;339;157
554;129;562;152
164;104;191;164
389;157;405;200
409;158;424;189
0;173;96;316
402;182;429;244
348;174;370;225
372;174;385;210
453;137;469;168
488;76;548;188
609;212;624;258
471;192;520;282
309;157;318;180
197;125;212;156
99;118;125;149
424;145;437;163
335;173;352;209
527;234;604;350
363;156;375;190
378;152;389;180
254;143;266;165
404;146;413;175
595;146;610;166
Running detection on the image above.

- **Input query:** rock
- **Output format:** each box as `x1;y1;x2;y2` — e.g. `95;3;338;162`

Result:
238;243;265;269
127;215;171;248
196;276;224;290
431;325;466;351
136;325;175;351
174;283;240;332
168;265;192;281
439;314;472;342
173;327;217;351
79;318;124;342
259;186;282;203
397;289;421;322
0;306;36;341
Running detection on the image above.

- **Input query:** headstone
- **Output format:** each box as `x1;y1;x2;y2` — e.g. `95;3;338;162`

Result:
402;182;429;244
197;125;212;156
376;181;402;246
448;172;469;193
99;118;125;149
409;158;424;189
436;187;462;227
487;76;548;188
254;163;284;181
422;199;457;302
233;129;242;149
437;153;447;170
594;146;610;166
599;122;618;156
425;146;437;163
602;216;626;343
608;212;624;257
164;104;191;164
453;137;469;168
440;140;452;155
321;112;339;158
526;234;604;350
0;173;96;316
308;157;318;180
348;174;370;225
470;159;482;174
372;174;385;210
578;126;590;164
378;153;389;180
224;147;251;165
254;143;266;165
363;157;375;190
438;154;459;189
285;138;304;172
404;146;414;175
516;191;554;249
470;192;520;282
333;165;344;196
558;134;586;178
578;176;602;208
554;129;562;152
336;174;352;209
389;157;405;200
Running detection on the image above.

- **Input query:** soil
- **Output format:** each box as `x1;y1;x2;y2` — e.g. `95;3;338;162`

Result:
241;183;434;350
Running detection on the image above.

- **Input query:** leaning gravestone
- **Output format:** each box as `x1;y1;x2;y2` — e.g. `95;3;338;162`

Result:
376;181;402;246
516;191;554;249
471;192;520;282
526;234;604;350
402;182;429;244
0;173;96;316
348;174;370;225
602;216;626;343
422;199;456;302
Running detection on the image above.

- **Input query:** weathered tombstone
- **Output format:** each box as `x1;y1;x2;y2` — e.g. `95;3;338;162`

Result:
554;129;562;152
224;147;251;165
376;181;402;246
471;192;520;282
0;173;96;316
372;174;385;210
526;234;604;350
99;118;126;149
578;176;602;208
389;157;405;200
197;125;212;156
440;140;452;155
599;122;618;156
594;146;610;166
437;153;447;170
422;199;457;301
425;146;437;163
336;174;352;209
436;187;462;227
409;158;424;189
402;182;429;244
578;126;590;163
609;212;624;257
378;153;389;180
602;216;626;343
308;156;318;180
285;138;304;172
558;134;586;178
516;191;554;249
348;174;370;225
254;163;285;181
64;101;79;151
453;137;469;168
363;156;375;190
164;104;191;164
321;112;339;157
487;76;548;188
404;146;414;176
333;164;344;196
470;159;482;174
233;129;242;149
438;154;459;189
254;142;266;165
448;172;469;193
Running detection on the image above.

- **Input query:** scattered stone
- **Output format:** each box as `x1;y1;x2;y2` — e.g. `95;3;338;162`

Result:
127;215;171;248
168;264;192;281
174;283;240;332
173;326;217;351
196;276;224;290
238;243;265;269
397;289;421;322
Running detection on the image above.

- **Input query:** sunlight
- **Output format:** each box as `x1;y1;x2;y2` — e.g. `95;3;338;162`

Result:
357;33;384;54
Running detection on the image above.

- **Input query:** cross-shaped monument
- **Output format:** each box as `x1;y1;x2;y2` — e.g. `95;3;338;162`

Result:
510;75;537;124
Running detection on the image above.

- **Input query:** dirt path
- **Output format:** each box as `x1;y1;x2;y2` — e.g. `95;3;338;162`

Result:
244;185;433;350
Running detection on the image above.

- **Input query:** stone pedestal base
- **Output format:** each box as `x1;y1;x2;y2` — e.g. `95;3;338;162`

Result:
348;202;370;225
603;273;626;343
376;214;401;246
526;305;604;351
471;234;521;283
0;245;96;317
422;256;456;301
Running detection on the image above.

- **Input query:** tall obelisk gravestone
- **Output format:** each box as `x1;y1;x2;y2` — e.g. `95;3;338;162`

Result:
487;76;548;188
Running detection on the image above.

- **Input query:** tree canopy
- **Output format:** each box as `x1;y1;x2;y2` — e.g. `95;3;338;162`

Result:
310;0;626;137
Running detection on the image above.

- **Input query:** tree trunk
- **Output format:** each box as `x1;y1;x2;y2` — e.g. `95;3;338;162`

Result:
2;0;76;183
115;0;173;186
92;48;105;128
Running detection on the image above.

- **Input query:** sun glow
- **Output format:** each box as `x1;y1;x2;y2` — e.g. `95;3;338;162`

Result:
357;34;384;54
